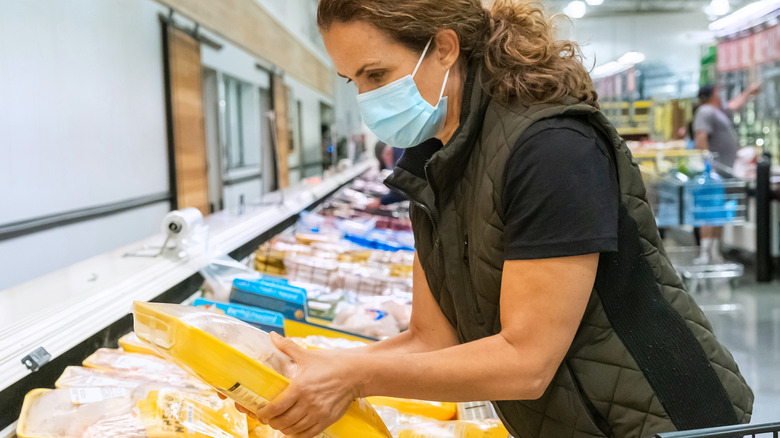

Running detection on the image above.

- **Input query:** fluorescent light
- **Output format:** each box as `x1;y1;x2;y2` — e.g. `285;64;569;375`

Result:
586;0;604;5
618;51;646;65
592;61;628;78
593;51;645;79
709;0;780;36
564;1;587;18
705;0;731;16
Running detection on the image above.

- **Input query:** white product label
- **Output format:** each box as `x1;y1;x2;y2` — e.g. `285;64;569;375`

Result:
113;354;167;372
458;401;492;421
224;382;268;413
70;387;127;405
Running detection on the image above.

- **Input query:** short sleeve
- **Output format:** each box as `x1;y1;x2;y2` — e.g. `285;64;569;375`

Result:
694;107;714;134
503;118;619;260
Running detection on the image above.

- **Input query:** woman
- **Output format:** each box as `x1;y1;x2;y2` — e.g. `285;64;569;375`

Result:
245;1;754;437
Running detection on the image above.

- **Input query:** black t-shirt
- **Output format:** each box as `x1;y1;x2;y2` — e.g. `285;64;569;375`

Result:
503;115;619;260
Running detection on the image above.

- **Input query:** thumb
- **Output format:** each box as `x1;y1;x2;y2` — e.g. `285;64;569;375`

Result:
271;331;306;361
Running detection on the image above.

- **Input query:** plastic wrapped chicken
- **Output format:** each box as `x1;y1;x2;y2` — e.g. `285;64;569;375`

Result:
395;420;510;438
17;387;249;438
16;387;143;438
119;331;165;357
132;302;392;438
330;304;401;339
56;366;211;391
83;349;198;383
137;389;248;438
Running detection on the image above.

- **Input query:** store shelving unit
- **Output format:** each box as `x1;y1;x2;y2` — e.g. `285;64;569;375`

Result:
0;160;374;435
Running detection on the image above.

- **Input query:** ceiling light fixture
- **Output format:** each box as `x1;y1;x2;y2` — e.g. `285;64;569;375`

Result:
618;51;646;65
586;0;604;5
705;0;731;16
564;1;587;18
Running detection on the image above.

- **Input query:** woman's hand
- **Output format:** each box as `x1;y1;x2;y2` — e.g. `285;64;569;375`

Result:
254;332;361;437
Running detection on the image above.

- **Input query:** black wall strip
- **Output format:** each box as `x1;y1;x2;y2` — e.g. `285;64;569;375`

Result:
0;192;171;242
222;172;262;187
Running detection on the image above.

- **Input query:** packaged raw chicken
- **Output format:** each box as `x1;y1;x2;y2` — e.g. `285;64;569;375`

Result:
367;397;457;422
16;387;143;438
395;419;510;438
83;348;192;378
56;366;210;392
291;336;368;350
330;304;400;339
119;332;165;358
136;389;248;438
132;302;392;438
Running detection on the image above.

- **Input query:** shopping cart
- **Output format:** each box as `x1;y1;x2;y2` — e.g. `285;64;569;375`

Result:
643;163;749;293
654;421;780;437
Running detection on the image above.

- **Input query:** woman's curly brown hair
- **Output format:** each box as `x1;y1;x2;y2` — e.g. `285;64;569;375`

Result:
317;0;598;107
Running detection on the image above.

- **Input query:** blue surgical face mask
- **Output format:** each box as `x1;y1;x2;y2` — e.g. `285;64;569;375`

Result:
356;38;450;149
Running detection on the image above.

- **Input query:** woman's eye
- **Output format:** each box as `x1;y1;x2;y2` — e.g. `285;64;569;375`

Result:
368;72;385;82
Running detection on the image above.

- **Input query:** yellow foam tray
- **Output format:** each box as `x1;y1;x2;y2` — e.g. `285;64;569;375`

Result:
16;388;51;438
132;301;391;438
366;397;457;421
118;331;163;357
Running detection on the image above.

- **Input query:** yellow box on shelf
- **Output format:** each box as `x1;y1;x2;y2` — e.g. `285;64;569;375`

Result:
396;419;510;438
119;331;164;357
132;301;392;438
367;397;457;421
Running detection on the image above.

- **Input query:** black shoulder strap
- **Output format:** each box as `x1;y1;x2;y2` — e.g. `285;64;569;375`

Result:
594;203;738;431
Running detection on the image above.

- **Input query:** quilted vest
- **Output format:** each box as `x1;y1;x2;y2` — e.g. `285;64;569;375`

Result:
384;64;753;438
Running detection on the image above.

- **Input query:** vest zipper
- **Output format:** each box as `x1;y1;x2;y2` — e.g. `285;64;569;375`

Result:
463;234;485;325
384;183;440;237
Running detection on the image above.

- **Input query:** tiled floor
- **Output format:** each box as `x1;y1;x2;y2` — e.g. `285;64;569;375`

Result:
696;277;780;424
668;244;780;424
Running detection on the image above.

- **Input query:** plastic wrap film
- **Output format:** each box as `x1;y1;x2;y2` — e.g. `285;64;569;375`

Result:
394;420;510;438
83;349;201;381
56;366;210;392
137;389;248;438
119;332;165;357
330;305;401;339
200;255;262;302
17;387;142;438
291;336;368;350
367;398;457;422
132;302;392;438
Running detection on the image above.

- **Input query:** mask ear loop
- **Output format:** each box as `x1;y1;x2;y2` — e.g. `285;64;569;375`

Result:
437;69;451;102
412;38;451;104
412;38;433;78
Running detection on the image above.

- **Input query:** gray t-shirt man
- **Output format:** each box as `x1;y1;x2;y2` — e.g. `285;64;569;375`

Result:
694;104;738;170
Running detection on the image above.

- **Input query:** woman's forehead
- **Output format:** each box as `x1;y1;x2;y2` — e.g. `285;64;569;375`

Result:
323;21;408;74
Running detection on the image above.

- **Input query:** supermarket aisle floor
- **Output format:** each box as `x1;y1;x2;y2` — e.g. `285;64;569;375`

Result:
693;275;780;424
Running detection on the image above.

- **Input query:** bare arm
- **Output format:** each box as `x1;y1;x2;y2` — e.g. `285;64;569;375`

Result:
256;254;598;436
695;130;709;151
727;82;761;112
351;254;598;401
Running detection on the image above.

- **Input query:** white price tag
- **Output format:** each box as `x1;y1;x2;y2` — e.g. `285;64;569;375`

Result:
69;387;127;405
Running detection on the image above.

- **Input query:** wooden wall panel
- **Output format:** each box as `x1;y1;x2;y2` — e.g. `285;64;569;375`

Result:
168;26;210;215
272;74;292;189
156;0;334;97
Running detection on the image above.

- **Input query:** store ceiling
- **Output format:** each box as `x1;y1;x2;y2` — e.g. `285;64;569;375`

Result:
540;0;754;17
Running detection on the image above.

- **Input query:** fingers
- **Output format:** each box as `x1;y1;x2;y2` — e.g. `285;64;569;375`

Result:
257;386;298;423
270;402;312;435
271;332;307;361
290;422;328;438
235;403;258;419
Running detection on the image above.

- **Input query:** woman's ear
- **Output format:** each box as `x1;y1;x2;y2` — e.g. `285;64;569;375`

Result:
434;29;460;70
